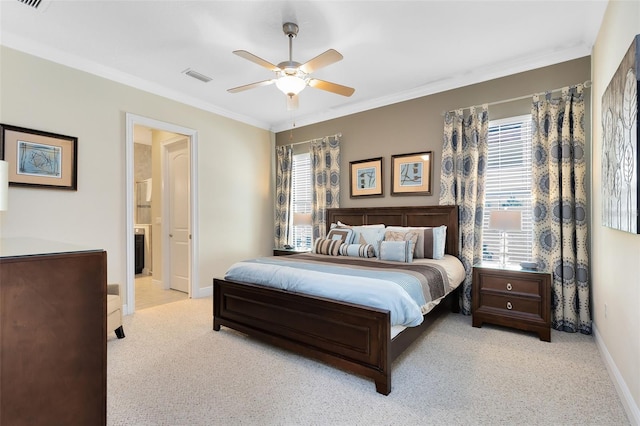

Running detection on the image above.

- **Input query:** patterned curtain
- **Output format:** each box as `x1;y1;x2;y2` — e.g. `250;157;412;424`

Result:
274;145;293;248
531;86;590;334
310;135;341;239
439;106;489;314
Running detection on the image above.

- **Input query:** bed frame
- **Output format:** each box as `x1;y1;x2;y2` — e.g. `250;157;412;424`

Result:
213;205;460;395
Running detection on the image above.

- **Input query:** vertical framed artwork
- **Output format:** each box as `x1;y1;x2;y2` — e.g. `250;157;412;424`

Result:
601;34;639;233
391;151;432;196
0;124;78;190
349;157;383;198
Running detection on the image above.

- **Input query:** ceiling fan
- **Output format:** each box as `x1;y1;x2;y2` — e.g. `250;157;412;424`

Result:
228;22;355;110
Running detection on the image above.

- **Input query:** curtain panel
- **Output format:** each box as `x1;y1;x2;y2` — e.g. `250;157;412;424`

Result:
274;145;293;248
531;86;591;334
439;106;489;314
311;135;341;239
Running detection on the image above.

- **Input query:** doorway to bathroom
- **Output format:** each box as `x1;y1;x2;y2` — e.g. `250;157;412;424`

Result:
125;113;199;314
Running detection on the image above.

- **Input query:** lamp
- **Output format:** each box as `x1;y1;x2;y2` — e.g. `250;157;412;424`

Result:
489;210;521;266
275;70;308;97
292;212;312;249
0;160;8;211
293;212;312;227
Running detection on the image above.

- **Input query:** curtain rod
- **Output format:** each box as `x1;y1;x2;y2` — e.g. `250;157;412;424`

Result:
286;133;342;147
443;80;592;116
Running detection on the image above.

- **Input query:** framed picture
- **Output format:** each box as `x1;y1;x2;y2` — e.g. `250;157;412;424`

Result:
601;34;639;234
0;124;78;190
391;151;432;196
349;157;383;198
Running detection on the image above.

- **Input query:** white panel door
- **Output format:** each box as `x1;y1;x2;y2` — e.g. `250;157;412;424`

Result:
168;139;190;293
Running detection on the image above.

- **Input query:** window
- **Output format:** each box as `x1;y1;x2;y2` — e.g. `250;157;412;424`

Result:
482;115;533;264
291;152;312;248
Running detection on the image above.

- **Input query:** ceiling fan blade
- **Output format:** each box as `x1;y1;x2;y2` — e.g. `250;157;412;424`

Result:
299;49;343;74
286;94;299;111
308;78;355;97
232;50;280;72
227;79;275;93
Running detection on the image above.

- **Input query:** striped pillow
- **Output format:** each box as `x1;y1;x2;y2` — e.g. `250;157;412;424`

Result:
313;238;342;256
339;243;376;258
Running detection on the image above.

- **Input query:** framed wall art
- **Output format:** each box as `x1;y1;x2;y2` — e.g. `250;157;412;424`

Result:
0;124;78;190
601;34;639;233
391;151;432;196
349;157;383;198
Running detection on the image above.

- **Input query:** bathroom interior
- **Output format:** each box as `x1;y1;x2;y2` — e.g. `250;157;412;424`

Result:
133;125;187;309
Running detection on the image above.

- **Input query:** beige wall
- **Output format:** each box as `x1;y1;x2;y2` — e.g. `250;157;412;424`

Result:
277;57;591;210
0;46;274;306
592;1;640;422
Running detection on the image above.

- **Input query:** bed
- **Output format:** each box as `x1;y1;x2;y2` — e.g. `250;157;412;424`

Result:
213;205;462;395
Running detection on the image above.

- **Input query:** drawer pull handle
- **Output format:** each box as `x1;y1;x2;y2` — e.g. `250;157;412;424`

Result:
506;301;513;310
506;283;513;291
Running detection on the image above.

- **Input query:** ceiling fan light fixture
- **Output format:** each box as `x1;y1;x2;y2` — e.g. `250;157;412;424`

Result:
275;74;307;96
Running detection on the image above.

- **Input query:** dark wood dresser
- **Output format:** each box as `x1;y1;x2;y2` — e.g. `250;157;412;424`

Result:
0;238;107;425
472;263;551;341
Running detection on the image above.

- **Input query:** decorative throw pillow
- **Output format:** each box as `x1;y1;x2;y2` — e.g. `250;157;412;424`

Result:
326;228;354;245
339;243;376;258
378;240;415;263
382;229;419;261
330;222;385;256
354;227;386;256
313;238;342;256
385;226;447;259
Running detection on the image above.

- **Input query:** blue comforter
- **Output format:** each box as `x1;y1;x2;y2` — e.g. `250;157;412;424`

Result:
224;254;449;327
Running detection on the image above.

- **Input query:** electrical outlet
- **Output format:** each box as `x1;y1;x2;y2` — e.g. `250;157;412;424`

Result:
604;303;607;319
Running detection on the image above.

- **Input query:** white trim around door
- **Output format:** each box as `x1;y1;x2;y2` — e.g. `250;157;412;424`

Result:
124;113;200;315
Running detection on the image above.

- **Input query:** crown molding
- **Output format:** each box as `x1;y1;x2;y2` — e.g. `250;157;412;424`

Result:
1;31;272;131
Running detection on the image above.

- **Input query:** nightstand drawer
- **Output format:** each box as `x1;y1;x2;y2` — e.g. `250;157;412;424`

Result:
480;275;540;295
479;293;541;316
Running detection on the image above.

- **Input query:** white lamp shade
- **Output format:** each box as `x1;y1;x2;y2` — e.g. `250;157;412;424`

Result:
293;212;312;226
0;160;8;211
489;210;521;231
275;75;307;96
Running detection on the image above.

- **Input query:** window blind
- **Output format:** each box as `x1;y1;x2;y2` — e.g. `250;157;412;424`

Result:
291;152;312;248
482;115;533;264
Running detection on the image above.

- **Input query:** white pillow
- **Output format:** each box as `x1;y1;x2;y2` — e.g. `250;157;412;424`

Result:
330;222;385;254
353;226;385;256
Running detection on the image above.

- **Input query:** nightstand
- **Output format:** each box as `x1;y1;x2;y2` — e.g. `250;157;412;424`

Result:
472;263;551;341
273;247;311;256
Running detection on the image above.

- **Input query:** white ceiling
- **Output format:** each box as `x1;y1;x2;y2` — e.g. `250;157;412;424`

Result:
0;0;608;132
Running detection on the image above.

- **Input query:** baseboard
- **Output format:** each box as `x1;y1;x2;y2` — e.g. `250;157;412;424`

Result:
193;284;213;298
593;322;640;425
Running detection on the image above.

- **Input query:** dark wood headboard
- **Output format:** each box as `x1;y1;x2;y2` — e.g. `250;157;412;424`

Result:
326;205;459;256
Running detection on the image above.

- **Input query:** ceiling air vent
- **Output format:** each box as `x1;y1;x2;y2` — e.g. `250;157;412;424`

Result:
182;69;212;83
17;0;44;9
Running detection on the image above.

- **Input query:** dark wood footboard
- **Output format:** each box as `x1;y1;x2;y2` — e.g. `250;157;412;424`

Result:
213;278;460;394
213;278;393;394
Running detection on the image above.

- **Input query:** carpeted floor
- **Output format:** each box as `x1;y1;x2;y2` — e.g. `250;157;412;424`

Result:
107;297;629;425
